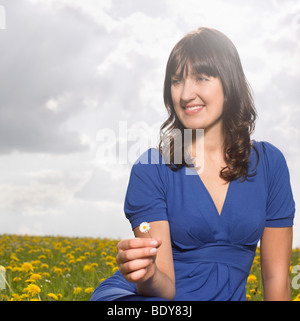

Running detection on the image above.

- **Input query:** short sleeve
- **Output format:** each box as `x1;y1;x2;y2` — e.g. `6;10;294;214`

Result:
124;148;168;230
262;142;295;227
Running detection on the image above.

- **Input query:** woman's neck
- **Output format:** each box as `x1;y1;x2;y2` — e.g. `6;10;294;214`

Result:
193;118;224;151
190;119;225;167
204;123;224;154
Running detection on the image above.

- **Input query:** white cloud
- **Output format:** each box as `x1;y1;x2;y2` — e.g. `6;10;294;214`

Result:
26;169;64;182
0;182;72;215
45;99;59;113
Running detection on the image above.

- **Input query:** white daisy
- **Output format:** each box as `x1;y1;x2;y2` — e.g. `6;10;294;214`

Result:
139;222;150;233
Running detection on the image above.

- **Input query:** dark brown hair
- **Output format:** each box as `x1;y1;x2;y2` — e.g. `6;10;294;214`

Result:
159;27;258;182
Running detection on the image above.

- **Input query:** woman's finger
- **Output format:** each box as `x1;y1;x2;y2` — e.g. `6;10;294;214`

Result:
116;246;157;264
119;257;153;275
125;268;148;283
117;238;159;252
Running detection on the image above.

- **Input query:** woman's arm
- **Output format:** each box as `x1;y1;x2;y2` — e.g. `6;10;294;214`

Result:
260;226;293;301
116;220;175;300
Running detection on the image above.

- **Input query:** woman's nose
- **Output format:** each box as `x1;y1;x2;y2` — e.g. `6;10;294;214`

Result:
180;80;197;103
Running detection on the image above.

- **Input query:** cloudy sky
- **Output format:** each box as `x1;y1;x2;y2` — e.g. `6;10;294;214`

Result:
0;0;299;246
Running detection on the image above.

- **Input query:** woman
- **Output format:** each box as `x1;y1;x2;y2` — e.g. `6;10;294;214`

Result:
91;27;295;301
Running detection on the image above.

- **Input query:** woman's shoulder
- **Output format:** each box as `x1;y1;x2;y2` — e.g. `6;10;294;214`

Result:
133;148;165;166
130;148;169;184
252;140;285;158
251;139;288;173
127;148;169;196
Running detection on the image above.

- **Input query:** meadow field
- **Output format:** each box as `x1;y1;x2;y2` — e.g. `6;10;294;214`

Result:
0;234;299;301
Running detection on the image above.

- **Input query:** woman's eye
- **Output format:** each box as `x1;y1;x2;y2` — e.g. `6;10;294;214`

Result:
171;78;182;85
196;75;208;82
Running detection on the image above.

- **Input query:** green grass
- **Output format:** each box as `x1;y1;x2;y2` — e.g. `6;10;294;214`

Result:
0;234;119;301
0;234;299;301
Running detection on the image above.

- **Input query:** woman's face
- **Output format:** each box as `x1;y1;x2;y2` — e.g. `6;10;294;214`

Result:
171;66;225;130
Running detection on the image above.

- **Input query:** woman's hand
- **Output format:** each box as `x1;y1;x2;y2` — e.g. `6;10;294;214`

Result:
116;221;175;300
116;237;162;283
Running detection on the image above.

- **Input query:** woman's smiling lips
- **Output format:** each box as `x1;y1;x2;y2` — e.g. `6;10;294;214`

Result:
183;104;205;115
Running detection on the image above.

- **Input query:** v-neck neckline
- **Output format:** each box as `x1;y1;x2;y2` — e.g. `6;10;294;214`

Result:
195;174;232;216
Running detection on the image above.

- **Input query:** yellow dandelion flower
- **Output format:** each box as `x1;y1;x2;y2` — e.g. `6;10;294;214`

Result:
106;261;115;268
63;267;71;273
12;277;22;282
11;294;22;301
83;264;93;272
31;260;41;266
40;263;49;269
293;293;300;301
52;266;62;276
12;266;22;272
84;287;94;294
91;263;98;267
112;266;119;273
105;255;116;262
24;284;41;296
21;262;34;273
47;293;59;300
246;294;251;300
29;273;42;281
66;253;75;259
74;287;82;295
247;274;257;284
10;253;19;261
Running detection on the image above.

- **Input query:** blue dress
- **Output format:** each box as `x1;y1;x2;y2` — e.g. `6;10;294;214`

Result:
91;141;295;301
